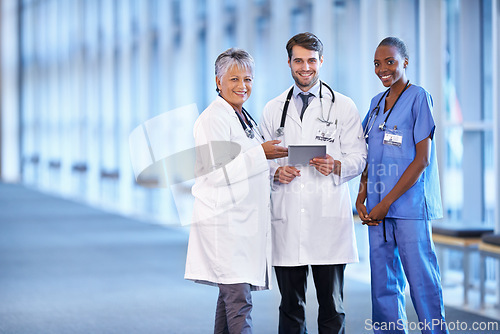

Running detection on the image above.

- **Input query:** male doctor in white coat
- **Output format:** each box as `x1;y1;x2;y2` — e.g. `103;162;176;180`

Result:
260;32;367;334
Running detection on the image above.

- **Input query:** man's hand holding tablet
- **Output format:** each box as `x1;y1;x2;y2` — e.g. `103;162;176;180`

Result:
288;145;326;166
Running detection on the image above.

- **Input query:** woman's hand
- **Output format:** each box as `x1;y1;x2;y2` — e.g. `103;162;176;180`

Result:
367;199;391;223
309;154;341;176
356;201;381;226
262;140;288;159
356;201;372;224
274;166;300;184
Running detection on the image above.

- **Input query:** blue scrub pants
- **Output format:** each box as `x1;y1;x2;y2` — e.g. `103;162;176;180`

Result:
368;218;449;334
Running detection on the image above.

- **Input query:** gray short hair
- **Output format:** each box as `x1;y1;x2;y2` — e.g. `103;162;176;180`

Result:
215;48;254;92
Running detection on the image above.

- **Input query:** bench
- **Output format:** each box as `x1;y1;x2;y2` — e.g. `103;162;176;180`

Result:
432;224;493;305
479;234;500;309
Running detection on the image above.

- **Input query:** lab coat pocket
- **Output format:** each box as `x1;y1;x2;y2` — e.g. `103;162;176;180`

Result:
270;187;286;222
229;208;259;236
321;182;344;217
192;179;217;208
383;128;415;159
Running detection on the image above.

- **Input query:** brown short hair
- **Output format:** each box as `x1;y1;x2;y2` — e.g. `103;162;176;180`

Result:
286;32;323;60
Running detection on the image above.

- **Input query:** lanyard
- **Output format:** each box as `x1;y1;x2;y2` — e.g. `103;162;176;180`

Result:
378;80;410;131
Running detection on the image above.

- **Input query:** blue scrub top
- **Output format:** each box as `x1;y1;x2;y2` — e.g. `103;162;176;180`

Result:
362;84;443;220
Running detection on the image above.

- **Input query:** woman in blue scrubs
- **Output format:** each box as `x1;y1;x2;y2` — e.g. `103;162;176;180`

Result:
356;37;448;334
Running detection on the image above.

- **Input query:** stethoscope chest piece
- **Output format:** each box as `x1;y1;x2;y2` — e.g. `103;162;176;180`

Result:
275;81;336;138
245;128;255;139
275;127;284;137
234;106;264;140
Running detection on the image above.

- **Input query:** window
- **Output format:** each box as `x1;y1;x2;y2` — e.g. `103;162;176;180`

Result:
443;0;495;226
9;0;498;229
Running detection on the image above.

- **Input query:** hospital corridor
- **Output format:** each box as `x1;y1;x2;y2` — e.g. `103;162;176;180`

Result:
1;0;500;333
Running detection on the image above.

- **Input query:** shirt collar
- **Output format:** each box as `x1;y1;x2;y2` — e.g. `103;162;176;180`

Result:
293;80;321;99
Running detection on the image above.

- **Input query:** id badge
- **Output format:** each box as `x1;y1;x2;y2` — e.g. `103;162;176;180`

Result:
383;128;403;147
315;127;336;143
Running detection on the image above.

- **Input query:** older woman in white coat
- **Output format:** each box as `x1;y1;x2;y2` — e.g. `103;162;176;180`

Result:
184;48;287;334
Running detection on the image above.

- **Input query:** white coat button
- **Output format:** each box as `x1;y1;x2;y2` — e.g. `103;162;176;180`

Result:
301;209;305;213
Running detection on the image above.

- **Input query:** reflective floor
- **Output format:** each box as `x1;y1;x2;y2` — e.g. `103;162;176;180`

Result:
0;182;498;334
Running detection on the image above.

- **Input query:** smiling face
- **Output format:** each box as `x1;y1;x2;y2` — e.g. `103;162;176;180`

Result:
216;65;253;112
374;45;408;88
288;45;323;91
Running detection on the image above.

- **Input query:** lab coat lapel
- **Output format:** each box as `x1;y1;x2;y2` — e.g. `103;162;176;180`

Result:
285;98;302;128
216;96;238;118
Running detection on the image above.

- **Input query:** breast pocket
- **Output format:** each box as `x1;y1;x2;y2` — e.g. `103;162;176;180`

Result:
383;128;415;159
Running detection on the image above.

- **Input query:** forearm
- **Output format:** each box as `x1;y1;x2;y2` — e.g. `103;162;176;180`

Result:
356;166;368;204
337;153;367;184
380;137;431;206
199;142;268;187
381;159;428;207
335;104;368;184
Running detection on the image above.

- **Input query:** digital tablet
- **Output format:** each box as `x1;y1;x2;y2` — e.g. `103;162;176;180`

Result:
288;145;327;166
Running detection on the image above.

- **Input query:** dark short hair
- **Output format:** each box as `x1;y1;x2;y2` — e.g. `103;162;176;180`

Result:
286;32;323;60
378;37;409;60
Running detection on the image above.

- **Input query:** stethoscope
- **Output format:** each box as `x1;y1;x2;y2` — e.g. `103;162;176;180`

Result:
275;81;336;137
235;107;265;140
361;80;410;139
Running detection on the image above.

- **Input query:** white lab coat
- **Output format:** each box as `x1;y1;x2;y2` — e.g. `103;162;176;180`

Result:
184;96;272;290
260;86;367;266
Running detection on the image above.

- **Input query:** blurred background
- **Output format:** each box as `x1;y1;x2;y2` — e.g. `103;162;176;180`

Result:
1;0;500;325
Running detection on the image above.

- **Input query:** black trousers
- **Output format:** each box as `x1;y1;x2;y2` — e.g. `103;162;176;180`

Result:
274;264;346;334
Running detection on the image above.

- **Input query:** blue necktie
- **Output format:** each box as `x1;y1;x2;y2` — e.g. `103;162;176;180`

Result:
299;93;312;120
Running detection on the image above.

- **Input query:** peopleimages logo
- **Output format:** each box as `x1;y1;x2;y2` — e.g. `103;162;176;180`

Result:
365;318;499;332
